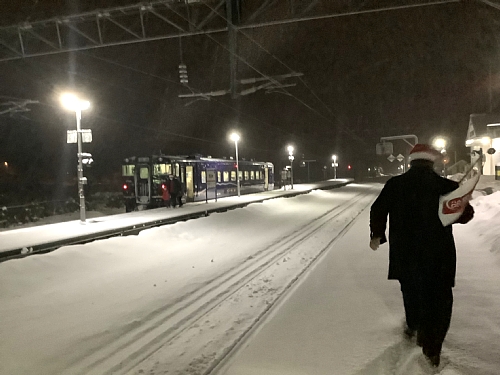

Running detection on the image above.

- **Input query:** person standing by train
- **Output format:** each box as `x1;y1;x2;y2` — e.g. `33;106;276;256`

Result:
168;175;182;208
174;176;184;207
161;177;170;208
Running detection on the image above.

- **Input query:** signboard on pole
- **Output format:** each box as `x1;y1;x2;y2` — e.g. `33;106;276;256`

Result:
67;129;92;143
396;154;404;162
387;154;396;162
376;142;394;155
206;168;216;189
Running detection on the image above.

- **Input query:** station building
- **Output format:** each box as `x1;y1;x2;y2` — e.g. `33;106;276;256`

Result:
466;113;500;179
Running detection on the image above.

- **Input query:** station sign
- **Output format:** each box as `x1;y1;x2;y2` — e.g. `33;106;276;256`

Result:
67;129;92;143
206;168;216;189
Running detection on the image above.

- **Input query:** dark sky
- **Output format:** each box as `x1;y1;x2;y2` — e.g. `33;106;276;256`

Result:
1;0;500;184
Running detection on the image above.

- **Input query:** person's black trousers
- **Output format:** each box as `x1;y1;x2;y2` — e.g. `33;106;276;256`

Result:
400;277;453;357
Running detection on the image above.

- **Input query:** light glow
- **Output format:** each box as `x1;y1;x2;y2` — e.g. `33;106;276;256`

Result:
433;137;446;150
230;132;240;142
481;137;491;145
287;145;294;154
60;93;90;111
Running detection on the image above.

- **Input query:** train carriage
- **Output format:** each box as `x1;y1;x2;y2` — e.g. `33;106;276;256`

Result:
122;154;274;212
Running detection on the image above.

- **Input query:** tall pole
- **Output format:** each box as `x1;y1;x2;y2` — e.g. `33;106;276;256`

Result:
76;109;86;223
226;0;239;99
287;145;294;190
332;154;337;179
235;139;240;197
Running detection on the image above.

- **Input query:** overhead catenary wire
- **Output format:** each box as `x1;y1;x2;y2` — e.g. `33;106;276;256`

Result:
200;1;462;145
165;3;352;141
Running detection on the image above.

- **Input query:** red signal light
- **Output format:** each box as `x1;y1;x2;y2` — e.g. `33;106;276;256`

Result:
122;184;128;190
161;184;166;190
348;165;352;170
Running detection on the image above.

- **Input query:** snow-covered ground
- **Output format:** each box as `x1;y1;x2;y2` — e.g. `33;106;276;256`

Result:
0;180;499;375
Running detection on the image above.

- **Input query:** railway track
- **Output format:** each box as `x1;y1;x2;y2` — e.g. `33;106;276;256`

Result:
65;187;376;375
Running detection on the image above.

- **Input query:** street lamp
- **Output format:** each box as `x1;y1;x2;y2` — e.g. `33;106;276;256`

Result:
332;154;338;179
287;145;294;189
230;132;240;197
60;93;91;223
432;136;448;176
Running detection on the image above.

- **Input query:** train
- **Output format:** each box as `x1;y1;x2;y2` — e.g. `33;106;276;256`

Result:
122;154;275;211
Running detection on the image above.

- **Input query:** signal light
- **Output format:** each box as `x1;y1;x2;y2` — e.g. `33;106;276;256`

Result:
161;184;166;190
347;165;352;170
179;63;188;84
122;184;128;190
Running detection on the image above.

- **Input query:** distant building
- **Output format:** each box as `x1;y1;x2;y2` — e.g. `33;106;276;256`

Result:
465;113;500;176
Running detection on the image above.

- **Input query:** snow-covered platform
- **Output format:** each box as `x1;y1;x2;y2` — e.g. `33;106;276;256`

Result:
0;179;352;260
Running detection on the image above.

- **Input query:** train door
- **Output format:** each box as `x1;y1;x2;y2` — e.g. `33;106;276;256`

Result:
185;165;195;202
264;167;269;190
136;164;151;207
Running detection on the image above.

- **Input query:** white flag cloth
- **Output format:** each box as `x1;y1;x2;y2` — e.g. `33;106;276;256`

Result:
438;173;480;227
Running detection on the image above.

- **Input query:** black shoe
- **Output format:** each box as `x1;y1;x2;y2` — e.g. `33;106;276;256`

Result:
423;346;441;367
403;326;416;340
425;354;440;367
416;333;424;347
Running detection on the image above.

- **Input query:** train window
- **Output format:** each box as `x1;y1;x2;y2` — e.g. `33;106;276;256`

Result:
244;171;249;180
175;163;180;176
217;171;221;182
230;171;236;181
256;170;260;179
223;171;229;182
154;163;171;175
238;171;243;181
122;165;135;176
250;171;255;180
201;171;206;184
139;167;149;179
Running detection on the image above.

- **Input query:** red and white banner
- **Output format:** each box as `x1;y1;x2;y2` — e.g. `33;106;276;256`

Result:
438;173;480;227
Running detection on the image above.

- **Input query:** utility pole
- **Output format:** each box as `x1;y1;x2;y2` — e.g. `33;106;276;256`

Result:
226;0;239;99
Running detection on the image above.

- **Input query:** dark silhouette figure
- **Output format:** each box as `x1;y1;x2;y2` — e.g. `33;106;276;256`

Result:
369;144;474;368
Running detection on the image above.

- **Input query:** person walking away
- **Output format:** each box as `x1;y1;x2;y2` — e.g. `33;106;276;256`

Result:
369;144;474;368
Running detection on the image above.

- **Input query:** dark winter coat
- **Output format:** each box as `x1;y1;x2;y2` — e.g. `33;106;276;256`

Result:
168;178;182;196
370;161;470;288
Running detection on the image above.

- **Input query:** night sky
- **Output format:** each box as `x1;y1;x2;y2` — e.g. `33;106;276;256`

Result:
1;0;500;188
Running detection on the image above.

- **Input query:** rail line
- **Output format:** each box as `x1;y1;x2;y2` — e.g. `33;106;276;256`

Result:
66;188;376;375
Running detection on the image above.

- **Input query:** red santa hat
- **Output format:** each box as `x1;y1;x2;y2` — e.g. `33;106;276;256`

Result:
408;144;442;162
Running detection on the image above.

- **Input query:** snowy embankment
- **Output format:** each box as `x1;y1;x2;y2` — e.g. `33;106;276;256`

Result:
215;178;500;375
0;184;375;375
1;181;499;375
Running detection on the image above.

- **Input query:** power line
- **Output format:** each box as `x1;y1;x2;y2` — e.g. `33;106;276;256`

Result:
201;2;367;144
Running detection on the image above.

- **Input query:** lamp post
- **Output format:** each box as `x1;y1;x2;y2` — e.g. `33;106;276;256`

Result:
61;93;90;223
230;132;240;197
332;154;338;179
432;136;448;176
287;145;294;189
